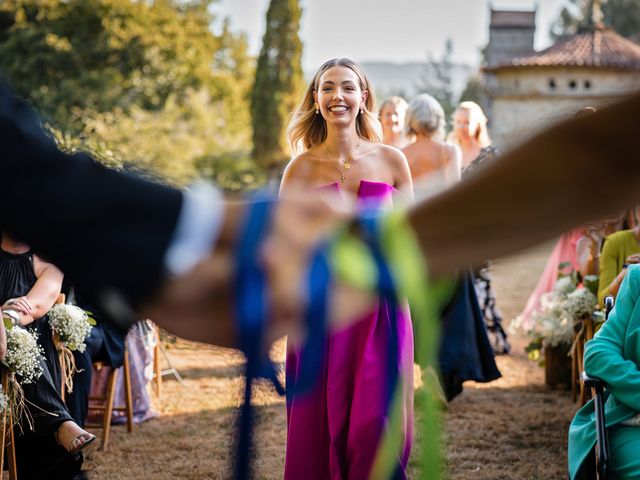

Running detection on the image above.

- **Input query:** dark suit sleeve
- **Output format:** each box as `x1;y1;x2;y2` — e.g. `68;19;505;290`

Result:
0;85;183;321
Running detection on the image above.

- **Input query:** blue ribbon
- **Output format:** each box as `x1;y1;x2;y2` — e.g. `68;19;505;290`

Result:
234;198;330;479
286;243;331;404
234;198;283;480
234;200;401;479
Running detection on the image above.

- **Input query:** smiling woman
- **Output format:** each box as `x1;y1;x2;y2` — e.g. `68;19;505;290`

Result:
280;58;415;480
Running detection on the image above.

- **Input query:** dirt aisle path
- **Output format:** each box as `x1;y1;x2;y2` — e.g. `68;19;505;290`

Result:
442;241;576;480
85;240;579;479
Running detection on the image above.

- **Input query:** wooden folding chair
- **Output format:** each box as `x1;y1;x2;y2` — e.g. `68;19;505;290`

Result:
0;366;18;479
85;349;133;451
150;324;185;398
571;314;596;405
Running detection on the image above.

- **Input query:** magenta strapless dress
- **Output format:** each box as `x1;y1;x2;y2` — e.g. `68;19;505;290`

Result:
284;181;414;480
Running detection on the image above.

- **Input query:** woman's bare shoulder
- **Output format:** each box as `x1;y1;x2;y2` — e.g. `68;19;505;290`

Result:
371;142;408;165
32;254;62;279
280;148;324;194
283;148;320;180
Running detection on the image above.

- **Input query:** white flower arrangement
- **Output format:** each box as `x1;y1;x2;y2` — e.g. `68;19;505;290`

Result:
48;304;95;353
512;267;599;361
554;276;577;295
527;291;576;348
563;288;598;323
5;326;44;384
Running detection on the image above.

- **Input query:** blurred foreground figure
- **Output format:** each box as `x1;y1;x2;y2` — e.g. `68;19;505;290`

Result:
1;84;640;349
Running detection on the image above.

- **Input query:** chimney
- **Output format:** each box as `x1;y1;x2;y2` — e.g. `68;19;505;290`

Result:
485;7;537;67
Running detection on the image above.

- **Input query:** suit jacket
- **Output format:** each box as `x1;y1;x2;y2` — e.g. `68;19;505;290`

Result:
0;84;183;326
568;265;640;479
74;289;127;367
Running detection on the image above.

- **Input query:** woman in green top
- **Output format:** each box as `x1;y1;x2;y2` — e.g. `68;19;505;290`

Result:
598;211;640;306
568;264;640;480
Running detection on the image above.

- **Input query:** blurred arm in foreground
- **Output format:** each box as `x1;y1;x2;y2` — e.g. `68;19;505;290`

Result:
1;85;639;348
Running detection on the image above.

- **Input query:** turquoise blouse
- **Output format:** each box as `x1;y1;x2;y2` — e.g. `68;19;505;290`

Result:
568;264;640;479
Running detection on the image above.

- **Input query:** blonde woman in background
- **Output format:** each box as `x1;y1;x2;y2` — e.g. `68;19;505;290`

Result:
449;101;492;168
379;96;411;149
402;93;461;201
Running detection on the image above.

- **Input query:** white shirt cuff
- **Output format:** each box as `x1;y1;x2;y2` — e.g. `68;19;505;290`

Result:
164;182;224;276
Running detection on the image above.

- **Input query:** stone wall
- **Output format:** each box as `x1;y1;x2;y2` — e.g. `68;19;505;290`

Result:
487;68;640;150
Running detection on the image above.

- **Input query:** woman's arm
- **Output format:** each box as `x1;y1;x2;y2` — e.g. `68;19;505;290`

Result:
584;265;640;411
598;236;623;305
443;144;462;186
388;147;414;202
5;256;63;326
0;309;6;360
575;236;592;278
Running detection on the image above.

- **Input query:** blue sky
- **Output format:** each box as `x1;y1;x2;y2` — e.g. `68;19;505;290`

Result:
211;0;569;71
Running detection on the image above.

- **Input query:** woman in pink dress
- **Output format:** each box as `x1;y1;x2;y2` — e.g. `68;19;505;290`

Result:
280;58;414;479
518;228;584;330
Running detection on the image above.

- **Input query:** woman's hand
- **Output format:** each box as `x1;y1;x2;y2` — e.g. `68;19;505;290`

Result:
3;296;32;315
624;253;640;265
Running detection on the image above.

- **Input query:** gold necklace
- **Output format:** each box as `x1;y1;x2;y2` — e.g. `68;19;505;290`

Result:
323;140;361;184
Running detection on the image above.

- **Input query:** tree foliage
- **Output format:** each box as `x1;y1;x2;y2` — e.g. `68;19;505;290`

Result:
250;0;303;174
459;74;485;106
416;38;456;129
0;0;258;188
551;0;640;39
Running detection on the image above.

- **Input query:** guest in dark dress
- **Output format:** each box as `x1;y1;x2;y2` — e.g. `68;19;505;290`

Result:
438;274;502;401
0;234;94;479
462;146;510;355
401;96;501;401
64;287;127;428
436;146;509;403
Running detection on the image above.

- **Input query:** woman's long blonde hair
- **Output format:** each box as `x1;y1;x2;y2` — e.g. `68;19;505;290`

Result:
287;58;381;156
450;101;491;148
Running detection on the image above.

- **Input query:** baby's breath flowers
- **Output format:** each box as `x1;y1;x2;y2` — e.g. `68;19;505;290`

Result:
48;304;95;352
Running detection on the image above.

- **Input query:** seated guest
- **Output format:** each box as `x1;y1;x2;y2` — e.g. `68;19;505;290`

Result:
598;207;640;306
0;233;94;479
568;264;640;480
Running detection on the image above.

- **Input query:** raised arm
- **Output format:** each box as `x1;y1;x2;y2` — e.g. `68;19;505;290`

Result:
408;91;640;277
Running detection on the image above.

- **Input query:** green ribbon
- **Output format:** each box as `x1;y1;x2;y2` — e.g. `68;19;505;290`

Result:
331;209;453;480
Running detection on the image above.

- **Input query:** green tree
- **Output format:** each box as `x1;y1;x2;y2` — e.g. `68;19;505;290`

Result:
551;0;640;39
458;73;485;106
416;38;455;129
250;0;304;177
0;0;256;187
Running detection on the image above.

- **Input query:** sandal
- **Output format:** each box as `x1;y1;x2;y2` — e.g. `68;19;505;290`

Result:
55;426;96;454
68;432;96;454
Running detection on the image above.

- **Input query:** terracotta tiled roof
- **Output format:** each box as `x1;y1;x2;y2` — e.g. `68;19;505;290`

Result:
486;27;640;71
